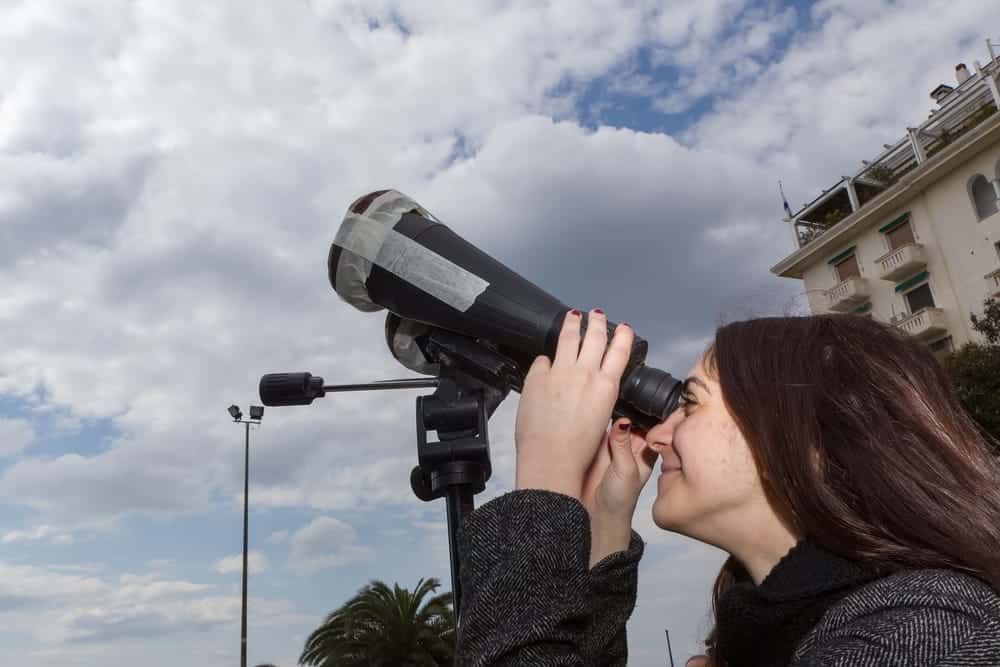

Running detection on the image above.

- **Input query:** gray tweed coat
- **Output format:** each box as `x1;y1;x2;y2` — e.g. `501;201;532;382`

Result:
455;490;1000;666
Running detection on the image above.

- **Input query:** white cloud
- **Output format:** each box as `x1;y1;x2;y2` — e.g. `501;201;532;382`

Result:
212;551;269;575
1;524;72;545
0;418;35;457
0;560;303;647
650;2;799;114
289;516;372;574
267;529;289;543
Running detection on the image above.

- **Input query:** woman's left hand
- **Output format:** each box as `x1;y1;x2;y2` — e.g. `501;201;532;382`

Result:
514;308;635;499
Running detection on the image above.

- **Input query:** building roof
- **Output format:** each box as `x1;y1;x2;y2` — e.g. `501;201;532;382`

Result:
770;113;1000;279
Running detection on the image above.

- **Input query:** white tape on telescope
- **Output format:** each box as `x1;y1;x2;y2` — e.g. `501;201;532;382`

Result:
333;190;490;313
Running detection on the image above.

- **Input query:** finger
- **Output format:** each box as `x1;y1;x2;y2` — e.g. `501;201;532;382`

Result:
634;437;659;485
552;309;583;368
582;429;613;499
525;353;550;383
577;309;609;368
609;419;637;479
599;321;635;382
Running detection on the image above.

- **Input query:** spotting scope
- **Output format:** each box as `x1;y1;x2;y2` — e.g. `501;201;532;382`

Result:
262;189;682;431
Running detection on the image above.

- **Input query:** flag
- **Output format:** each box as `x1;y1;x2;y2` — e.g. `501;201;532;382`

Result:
779;181;793;218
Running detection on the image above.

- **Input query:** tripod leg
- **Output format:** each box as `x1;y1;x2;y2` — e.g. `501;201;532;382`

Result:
445;484;475;624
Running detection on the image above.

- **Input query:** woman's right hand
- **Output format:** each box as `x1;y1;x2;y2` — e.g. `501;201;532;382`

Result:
580;418;657;566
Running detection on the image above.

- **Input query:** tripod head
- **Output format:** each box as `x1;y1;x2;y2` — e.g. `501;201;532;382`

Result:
260;315;520;619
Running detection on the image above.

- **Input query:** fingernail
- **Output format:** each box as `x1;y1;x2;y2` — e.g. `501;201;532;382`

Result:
570;309;580;316
594;308;604;315
621;322;630;329
618;421;631;431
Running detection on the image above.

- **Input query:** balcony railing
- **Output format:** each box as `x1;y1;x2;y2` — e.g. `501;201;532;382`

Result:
876;243;927;282
986;268;1000;297
826;277;871;312
894;307;948;340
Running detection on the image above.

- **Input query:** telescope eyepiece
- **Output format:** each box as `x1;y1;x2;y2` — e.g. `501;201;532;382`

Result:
620;365;683;426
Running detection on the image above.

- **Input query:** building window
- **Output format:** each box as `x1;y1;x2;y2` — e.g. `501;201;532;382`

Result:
886;219;916;249
970;174;998;220
834;254;861;282
904;282;936;313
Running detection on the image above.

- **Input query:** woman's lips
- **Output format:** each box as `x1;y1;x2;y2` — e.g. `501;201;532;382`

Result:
660;465;682;473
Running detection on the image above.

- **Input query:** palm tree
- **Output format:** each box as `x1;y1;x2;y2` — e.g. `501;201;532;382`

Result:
299;577;455;667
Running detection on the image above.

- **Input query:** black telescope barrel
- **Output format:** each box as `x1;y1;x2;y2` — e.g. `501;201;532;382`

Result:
259;372;326;406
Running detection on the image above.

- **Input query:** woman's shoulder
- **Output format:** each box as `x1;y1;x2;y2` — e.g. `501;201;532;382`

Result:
792;568;1000;665
837;567;1000;614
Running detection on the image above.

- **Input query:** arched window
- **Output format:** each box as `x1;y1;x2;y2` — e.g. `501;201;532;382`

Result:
970;174;998;220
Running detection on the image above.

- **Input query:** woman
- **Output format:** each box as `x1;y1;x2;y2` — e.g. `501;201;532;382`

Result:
455;309;1000;666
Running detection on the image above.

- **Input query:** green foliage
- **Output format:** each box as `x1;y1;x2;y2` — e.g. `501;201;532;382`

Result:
970;297;1000;345
819;208;848;226
942;298;1000;455
866;164;897;187
963;102;998;133
945;341;1000;456
299;578;455;667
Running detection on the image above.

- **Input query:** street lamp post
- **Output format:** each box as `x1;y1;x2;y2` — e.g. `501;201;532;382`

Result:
228;404;263;667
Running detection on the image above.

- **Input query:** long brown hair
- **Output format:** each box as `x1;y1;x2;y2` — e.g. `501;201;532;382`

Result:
696;314;1000;666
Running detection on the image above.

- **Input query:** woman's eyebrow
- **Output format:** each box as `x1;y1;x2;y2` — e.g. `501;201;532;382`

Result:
684;377;711;395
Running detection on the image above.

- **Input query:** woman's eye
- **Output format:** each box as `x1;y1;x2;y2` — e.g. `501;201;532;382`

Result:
680;394;697;411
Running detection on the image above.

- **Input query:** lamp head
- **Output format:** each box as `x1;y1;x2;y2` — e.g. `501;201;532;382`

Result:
228;405;242;421
249;405;264;421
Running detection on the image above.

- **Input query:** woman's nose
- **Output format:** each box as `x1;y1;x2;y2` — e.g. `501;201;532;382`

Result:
645;408;684;450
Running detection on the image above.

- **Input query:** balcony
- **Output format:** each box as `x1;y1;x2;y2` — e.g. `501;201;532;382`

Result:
876;243;928;281
894;307;948;340
986;268;1000;298
826;277;871;312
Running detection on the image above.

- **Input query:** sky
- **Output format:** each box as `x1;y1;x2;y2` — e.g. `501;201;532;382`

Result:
1;0;997;665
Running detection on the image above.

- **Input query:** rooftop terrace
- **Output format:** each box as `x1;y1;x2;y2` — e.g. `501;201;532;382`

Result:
786;40;1000;249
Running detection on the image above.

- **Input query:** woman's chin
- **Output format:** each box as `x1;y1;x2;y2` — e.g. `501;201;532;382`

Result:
651;502;680;531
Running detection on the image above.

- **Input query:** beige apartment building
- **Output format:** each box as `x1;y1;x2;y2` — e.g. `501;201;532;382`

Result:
772;47;1000;360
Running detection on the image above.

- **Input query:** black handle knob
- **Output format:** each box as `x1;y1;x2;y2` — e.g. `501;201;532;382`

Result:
259;372;326;406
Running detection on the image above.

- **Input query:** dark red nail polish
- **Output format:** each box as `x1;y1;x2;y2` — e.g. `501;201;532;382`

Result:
570;309;580;316
618;422;631;430
621;322;630;328
594;308;604;315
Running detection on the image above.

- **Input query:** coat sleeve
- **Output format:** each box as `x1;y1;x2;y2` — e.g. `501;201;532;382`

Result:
583;530;644;666
454;489;644;667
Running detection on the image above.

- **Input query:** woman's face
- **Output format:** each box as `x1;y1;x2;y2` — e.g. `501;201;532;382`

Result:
646;354;774;552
